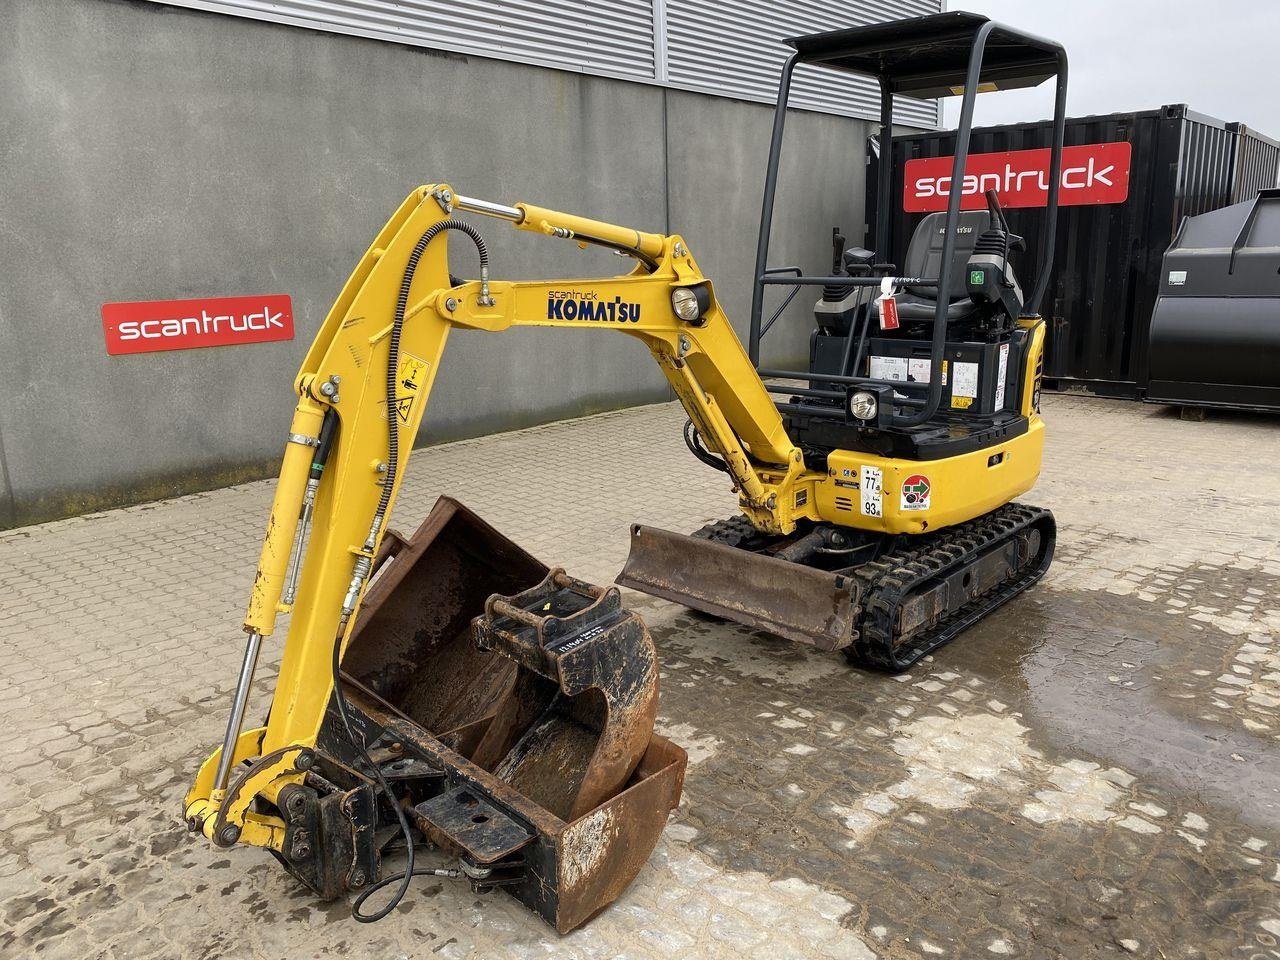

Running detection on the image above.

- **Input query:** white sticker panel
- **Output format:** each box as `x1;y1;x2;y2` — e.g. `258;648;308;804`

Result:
952;361;979;399
907;358;950;386
994;343;1009;410
860;465;883;518
869;356;908;381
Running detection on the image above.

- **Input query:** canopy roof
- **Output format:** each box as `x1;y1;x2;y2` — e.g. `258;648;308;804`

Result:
788;11;1062;98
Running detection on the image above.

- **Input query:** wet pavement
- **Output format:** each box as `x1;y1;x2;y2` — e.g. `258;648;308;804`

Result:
1;394;1278;958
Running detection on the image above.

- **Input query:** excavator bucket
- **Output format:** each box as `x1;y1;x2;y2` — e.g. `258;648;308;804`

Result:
341;496;548;750
282;497;686;932
618;523;861;651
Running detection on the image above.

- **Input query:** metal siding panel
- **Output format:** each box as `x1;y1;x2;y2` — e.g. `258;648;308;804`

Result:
665;0;941;124
1228;125;1280;202
148;0;941;123
153;0;657;80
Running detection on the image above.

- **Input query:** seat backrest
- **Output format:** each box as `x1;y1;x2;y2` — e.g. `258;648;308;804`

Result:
903;210;991;301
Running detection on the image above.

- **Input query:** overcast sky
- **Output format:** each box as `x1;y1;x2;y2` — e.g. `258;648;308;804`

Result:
942;1;1279;135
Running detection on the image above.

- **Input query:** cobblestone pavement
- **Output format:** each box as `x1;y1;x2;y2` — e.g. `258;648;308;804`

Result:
2;394;1280;960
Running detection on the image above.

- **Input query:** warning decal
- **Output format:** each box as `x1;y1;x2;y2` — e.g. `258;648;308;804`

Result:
384;353;430;423
951;360;979;409
860;465;883;518
900;474;931;512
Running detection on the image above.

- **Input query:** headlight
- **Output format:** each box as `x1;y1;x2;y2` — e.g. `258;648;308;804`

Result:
671;287;700;321
849;390;878;421
671;284;710;323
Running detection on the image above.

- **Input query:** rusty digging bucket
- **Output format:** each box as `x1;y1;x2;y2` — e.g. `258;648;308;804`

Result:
286;497;686;934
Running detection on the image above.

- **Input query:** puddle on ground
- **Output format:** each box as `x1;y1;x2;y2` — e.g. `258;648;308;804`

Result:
640;565;1280;958
945;577;1280;828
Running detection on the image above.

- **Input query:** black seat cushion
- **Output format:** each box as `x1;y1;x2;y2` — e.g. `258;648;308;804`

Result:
899;209;992;307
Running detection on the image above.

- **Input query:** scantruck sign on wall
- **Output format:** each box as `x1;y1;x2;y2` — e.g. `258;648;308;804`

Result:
102;295;295;355
903;141;1132;212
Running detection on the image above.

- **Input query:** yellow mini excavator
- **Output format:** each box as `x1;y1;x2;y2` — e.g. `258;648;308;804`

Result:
186;11;1067;933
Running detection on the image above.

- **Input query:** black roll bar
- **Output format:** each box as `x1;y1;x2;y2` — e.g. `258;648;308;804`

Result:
749;18;1069;428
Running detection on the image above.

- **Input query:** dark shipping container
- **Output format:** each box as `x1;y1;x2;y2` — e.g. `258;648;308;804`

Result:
866;104;1280;396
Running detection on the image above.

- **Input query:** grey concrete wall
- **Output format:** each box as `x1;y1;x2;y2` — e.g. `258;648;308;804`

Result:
0;0;872;529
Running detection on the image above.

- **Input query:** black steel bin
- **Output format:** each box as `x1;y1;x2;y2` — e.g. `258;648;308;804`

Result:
867;104;1279;397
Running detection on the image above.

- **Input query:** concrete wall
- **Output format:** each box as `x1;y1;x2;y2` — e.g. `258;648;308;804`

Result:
0;0;873;528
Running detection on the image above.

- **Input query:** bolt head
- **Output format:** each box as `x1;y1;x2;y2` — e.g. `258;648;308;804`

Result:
295;751;315;771
217;824;241;847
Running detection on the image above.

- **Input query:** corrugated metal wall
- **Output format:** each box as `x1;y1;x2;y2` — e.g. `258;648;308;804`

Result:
663;0;939;124
159;0;658;80
1229;123;1280;203
148;0;941;125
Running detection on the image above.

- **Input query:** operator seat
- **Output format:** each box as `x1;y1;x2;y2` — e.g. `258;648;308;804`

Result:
895;209;1022;321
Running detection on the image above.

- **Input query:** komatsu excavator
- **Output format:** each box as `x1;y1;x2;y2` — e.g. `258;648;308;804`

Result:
185;11;1066;933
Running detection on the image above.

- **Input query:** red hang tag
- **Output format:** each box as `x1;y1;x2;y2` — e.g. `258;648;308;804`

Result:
878;293;900;330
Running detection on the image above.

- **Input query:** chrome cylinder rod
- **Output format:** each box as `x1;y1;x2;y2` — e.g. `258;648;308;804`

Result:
453;194;523;222
213;630;264;792
281;477;320;605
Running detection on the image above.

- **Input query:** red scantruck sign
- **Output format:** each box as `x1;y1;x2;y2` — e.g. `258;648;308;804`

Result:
903;141;1132;212
102;294;295;355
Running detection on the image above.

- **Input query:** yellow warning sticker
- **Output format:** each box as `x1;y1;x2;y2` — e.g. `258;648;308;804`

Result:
950;395;974;409
383;353;430;423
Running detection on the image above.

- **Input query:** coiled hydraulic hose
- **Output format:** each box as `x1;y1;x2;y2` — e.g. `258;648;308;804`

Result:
684;418;729;474
333;218;490;922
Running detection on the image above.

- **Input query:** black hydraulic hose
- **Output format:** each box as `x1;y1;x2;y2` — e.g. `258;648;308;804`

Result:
334;217;489;922
684;418;729;473
377;218;489;523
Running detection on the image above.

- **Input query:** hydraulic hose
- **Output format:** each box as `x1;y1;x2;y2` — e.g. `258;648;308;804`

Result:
333;217;489;922
377;218;490;524
684;418;729;474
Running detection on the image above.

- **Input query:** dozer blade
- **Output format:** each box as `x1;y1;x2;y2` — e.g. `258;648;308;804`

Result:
617;523;860;651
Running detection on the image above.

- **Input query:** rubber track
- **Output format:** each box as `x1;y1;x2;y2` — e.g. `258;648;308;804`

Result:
691;516;761;546
845;503;1056;672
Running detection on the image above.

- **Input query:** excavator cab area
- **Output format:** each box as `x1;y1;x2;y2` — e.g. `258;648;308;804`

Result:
749;11;1068;463
622;12;1065;668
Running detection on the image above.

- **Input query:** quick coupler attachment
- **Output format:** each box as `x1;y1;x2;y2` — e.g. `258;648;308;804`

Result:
216;497;686;934
409;568;685;932
468;570;660;822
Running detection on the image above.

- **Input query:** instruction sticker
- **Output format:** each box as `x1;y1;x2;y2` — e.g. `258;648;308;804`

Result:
860;465;883;518
907;358;948;385
951;360;979;409
383;353;430;423
869;356;908;381
994;343;1009;409
900;474;931;512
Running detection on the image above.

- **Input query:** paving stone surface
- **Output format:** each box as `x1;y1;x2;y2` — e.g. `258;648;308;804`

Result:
1;394;1279;959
